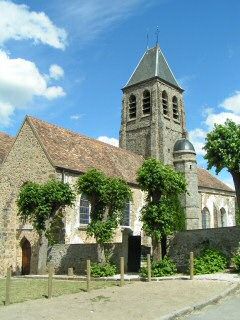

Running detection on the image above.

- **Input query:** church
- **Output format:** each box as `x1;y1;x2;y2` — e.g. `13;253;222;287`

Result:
0;44;236;275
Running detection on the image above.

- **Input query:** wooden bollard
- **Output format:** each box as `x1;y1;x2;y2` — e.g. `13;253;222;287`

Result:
120;256;124;287
87;260;91;292
190;252;194;280
147;254;151;282
48;264;54;299
5;267;11;306
68;267;74;277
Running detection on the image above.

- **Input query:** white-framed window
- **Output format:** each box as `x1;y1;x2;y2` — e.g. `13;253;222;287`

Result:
121;202;130;227
79;194;90;225
202;207;210;229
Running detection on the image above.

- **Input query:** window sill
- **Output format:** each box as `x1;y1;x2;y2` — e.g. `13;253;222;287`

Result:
127;118;136;123
173;119;180;124
78;225;88;230
163;115;170;120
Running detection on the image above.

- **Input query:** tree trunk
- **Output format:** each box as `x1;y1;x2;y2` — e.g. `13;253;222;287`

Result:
37;233;48;274
152;236;162;261
97;243;106;264
231;171;240;210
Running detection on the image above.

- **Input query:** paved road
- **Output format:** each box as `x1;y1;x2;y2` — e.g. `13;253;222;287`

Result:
184;292;240;320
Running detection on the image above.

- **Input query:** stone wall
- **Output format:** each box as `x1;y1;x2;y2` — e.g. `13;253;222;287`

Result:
169;227;240;271
48;243;123;275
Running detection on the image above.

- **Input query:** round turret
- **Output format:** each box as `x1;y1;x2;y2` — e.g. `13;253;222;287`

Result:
173;138;195;153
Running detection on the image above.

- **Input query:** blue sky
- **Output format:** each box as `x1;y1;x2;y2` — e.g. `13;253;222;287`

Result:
0;0;240;187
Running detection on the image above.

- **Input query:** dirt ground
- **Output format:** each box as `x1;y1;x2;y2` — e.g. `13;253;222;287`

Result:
0;280;232;320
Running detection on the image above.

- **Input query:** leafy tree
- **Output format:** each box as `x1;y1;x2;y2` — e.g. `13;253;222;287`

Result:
76;169;132;264
204;120;240;210
137;158;187;261
17;179;75;274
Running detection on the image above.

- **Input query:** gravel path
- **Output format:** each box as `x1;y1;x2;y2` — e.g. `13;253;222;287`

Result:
0;280;232;320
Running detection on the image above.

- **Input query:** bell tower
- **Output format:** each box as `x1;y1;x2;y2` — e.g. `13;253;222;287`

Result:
119;45;186;165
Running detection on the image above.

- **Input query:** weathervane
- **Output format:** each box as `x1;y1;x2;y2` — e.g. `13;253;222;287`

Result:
155;26;159;46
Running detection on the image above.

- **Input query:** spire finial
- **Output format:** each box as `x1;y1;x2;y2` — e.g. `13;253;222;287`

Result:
155;26;159;46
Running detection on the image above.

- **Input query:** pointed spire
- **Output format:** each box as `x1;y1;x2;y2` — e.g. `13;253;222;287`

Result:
124;45;182;90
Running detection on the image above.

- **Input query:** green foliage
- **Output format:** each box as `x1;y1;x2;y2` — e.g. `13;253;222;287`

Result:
17;180;75;237
76;169;132;244
231;244;240;273
137;159;187;245
140;257;177;277
194;248;227;275
204;120;240;174
91;263;117;277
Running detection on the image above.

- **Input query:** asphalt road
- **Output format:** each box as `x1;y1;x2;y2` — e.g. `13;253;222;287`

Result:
184;292;240;320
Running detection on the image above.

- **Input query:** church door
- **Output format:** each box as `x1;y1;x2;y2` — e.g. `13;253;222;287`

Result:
128;236;141;272
21;239;31;275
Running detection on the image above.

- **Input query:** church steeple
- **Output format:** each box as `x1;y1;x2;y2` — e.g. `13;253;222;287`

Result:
119;44;186;164
124;45;182;91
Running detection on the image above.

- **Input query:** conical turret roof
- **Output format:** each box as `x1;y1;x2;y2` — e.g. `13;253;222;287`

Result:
124;45;182;90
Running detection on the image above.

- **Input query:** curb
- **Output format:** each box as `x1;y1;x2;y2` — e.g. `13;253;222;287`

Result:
159;282;240;320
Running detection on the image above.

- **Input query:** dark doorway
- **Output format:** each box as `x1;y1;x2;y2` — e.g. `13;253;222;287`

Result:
21;238;31;275
128;236;141;272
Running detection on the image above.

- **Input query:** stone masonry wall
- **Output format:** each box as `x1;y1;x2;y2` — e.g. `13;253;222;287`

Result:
48;243;123;275
0;120;56;275
169;227;240;271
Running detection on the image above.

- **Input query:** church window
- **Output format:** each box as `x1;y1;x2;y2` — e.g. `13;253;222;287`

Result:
142;90;151;115
220;208;227;227
79;194;90;225
162;91;169;115
202;207;210;229
121;202;130;226
129;95;137;119
172;96;179;120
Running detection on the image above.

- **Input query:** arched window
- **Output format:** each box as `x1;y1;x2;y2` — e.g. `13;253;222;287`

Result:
121;202;130;226
162;91;169;116
172;96;179;120
220;208;227;227
142;90;151;115
79;194;90;225
202;207;210;229
129;94;136;119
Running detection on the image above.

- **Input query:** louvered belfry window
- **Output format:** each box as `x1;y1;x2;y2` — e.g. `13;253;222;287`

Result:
142;90;151;115
162;91;169;115
129;94;137;119
172;96;179;120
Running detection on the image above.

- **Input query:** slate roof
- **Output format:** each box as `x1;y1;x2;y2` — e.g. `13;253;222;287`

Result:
28;117;144;185
0;132;14;164
197;167;234;193
125;45;181;89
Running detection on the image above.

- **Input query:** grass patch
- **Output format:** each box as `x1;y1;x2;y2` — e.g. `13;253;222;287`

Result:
0;278;116;306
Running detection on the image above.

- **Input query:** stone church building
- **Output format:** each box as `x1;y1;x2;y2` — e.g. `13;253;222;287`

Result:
0;45;235;275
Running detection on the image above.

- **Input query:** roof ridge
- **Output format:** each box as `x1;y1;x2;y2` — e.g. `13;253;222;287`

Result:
27;115;144;159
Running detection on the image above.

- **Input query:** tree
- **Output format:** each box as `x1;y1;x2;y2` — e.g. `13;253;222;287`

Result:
204;120;240;210
17;179;75;274
137;158;187;261
76;169;132;264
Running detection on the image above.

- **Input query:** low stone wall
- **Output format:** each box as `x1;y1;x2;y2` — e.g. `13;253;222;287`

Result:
48;243;123;275
169;226;240;271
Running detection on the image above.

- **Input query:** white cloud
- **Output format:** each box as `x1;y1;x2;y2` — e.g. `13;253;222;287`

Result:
70;114;83;120
0;0;67;49
49;64;64;80
220;91;240;114
205;112;240;129
0;50;65;126
97;136;119;147
189;129;207;156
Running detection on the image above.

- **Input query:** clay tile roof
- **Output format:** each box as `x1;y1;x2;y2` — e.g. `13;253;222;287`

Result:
0;132;14;164
197;167;234;193
28;117;144;185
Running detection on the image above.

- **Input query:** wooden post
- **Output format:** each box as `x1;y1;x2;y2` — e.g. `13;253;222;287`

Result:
190;251;194;280
68;267;74;277
147;254;151;282
87;260;91;292
120;256;124;287
5;267;11;306
48;264;54;299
